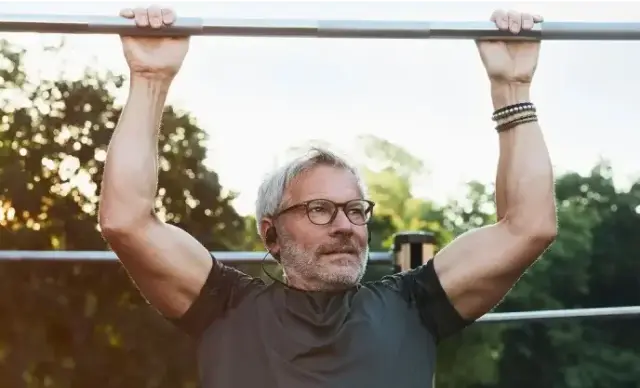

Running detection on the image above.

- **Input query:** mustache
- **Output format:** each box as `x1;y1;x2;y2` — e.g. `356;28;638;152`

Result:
317;240;360;255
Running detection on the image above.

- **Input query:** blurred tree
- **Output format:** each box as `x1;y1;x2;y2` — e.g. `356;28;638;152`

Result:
239;215;264;251
355;134;450;249
434;181;505;388
0;41;243;252
491;162;640;388
0;38;244;387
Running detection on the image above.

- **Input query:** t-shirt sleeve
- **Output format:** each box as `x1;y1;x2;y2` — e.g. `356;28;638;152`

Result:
168;254;264;338
381;257;473;343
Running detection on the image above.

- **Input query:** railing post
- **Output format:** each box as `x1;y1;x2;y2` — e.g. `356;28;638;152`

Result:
392;231;436;272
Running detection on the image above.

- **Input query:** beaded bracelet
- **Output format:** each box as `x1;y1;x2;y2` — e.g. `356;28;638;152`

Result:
492;102;536;122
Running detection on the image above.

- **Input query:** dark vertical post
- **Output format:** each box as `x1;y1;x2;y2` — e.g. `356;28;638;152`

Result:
392;231;436;272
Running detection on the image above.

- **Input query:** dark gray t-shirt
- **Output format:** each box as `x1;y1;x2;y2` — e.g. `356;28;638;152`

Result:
171;256;472;388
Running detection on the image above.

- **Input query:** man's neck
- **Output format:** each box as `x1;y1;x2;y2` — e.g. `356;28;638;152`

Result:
284;274;353;293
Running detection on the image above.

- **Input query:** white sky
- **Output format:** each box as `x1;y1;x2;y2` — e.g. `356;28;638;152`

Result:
2;1;640;215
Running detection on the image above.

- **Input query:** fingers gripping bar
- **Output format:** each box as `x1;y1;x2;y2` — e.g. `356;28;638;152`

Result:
0;14;639;40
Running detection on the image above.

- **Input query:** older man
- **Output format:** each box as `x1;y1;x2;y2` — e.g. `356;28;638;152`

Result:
99;6;556;388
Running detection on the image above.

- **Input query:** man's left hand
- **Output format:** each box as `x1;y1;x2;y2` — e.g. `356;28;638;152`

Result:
476;10;544;86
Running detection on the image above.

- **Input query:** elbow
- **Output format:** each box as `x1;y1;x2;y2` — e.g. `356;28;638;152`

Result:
525;223;557;260
531;221;558;247
98;209;155;239
99;218;134;240
506;208;558;247
536;205;559;243
98;194;156;238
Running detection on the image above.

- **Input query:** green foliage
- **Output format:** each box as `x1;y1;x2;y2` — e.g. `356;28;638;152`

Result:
0;261;198;388
486;162;640;388
0;39;243;387
358;135;640;388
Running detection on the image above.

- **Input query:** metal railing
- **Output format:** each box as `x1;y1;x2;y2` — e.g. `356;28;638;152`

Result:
1;231;638;325
0;249;390;263
477;305;640;323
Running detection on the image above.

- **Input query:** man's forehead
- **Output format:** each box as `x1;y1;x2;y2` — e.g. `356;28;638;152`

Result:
286;166;361;203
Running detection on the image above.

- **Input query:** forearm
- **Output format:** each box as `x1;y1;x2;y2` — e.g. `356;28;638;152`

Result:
99;77;170;230
492;82;556;235
495;134;510;221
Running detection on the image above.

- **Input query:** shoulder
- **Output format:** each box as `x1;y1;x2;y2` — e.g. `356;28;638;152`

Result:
169;253;266;338
363;259;473;342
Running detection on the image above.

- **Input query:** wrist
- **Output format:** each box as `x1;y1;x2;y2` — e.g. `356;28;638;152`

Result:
128;75;171;104
490;82;531;110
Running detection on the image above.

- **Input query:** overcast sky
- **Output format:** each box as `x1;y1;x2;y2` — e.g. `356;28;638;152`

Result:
2;1;639;214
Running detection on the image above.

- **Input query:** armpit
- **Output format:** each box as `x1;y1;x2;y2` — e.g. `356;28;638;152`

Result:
380;259;473;342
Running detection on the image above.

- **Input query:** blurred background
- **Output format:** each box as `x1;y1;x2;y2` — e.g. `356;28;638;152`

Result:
0;1;639;387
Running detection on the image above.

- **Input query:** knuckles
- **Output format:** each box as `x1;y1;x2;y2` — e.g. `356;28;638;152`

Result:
491;10;542;34
120;5;176;28
120;6;541;35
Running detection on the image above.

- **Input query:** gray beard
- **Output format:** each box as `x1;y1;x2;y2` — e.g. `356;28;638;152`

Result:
279;239;368;291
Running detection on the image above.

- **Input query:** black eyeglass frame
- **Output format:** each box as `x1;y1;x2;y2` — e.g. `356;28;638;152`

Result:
273;198;375;226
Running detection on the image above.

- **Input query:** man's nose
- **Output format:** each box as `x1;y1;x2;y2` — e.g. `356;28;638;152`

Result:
330;210;354;232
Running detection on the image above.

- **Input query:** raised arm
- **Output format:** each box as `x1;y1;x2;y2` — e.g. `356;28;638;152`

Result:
98;7;222;322
433;10;557;321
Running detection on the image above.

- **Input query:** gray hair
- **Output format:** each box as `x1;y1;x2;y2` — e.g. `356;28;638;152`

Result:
255;147;368;233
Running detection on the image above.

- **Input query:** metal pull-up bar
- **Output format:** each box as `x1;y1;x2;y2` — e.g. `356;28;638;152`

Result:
0;14;639;40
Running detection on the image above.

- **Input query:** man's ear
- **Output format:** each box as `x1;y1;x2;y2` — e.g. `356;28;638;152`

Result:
259;218;276;249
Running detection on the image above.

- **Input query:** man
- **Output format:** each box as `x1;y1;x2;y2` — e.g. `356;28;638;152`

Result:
99;6;557;388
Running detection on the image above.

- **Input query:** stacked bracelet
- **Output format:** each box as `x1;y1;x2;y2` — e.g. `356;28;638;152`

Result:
492;102;538;132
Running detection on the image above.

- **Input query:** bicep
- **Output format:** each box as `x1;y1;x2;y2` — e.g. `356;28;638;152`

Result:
104;218;214;318
434;222;551;321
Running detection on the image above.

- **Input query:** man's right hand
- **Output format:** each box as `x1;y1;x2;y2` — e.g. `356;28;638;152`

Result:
119;6;189;80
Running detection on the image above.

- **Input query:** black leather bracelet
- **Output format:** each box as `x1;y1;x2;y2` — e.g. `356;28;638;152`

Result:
496;114;538;133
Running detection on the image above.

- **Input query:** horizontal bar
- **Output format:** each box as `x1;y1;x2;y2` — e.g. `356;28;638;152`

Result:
479;306;640;323
0;250;391;263
1;250;637;323
0;14;637;40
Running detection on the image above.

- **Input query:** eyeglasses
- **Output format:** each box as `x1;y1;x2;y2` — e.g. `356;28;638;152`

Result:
275;199;375;226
